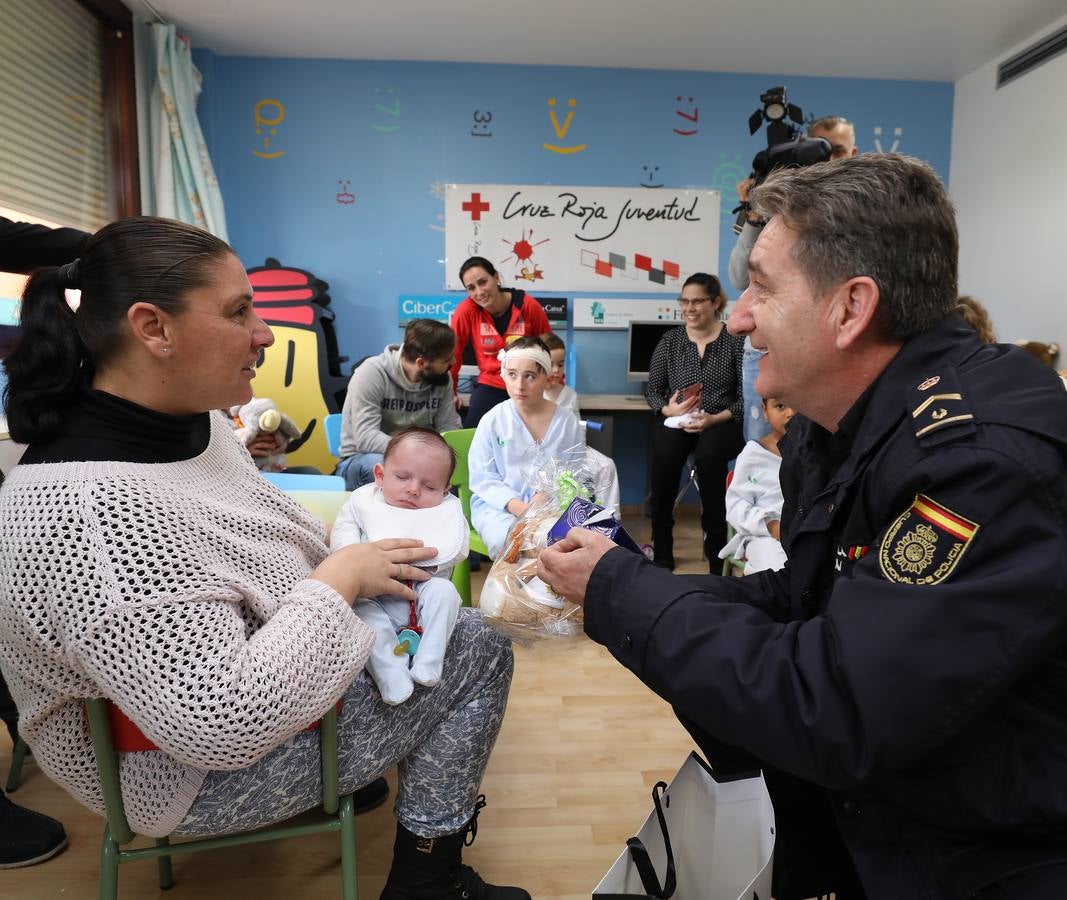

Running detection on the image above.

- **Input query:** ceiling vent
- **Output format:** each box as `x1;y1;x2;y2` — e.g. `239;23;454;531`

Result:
997;23;1067;88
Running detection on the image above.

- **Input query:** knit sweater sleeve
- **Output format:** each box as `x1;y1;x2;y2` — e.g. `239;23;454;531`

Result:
71;572;371;770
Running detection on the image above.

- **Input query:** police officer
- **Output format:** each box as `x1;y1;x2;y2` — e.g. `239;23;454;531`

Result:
539;155;1067;900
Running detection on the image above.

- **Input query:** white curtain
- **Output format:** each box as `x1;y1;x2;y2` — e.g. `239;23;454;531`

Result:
140;23;228;240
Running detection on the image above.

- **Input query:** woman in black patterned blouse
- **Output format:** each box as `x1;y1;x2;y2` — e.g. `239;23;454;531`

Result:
644;273;745;570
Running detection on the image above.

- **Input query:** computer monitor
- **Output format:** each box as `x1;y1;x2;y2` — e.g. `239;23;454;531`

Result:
627;320;679;382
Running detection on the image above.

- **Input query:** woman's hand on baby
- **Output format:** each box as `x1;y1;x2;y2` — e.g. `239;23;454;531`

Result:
662;391;699;418
312;539;436;604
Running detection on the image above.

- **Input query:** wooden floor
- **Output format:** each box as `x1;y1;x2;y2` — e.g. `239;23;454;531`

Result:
2;508;712;900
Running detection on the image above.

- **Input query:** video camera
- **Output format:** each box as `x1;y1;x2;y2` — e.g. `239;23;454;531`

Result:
733;86;831;234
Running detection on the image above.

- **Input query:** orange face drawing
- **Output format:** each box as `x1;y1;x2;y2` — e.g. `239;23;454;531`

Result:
254;99;286;158
544;97;588;154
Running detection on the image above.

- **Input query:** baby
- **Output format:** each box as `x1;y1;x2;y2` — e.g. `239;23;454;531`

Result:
331;427;468;704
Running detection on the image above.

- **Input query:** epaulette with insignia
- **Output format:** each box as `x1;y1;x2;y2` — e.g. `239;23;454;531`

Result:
909;368;977;448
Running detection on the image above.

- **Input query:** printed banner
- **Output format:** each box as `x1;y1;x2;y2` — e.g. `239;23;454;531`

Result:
445;184;719;293
573;297;686;330
398;294;568;325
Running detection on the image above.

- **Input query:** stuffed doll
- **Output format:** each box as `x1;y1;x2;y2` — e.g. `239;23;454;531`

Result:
229;397;302;472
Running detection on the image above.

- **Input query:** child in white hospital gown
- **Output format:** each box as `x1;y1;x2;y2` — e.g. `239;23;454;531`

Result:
719;397;795;575
469;337;585;559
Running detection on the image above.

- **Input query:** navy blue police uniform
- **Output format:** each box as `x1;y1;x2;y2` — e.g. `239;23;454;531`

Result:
583;315;1067;900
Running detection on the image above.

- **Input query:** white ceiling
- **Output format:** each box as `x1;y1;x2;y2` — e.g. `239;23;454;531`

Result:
148;0;1066;82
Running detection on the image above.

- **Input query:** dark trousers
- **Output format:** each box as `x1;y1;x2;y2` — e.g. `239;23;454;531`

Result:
463;383;509;429
649;418;744;564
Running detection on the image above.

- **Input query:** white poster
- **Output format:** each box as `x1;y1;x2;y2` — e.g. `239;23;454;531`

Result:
445;184;719;293
573;298;687;330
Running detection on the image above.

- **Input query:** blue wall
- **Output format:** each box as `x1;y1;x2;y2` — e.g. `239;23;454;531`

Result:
195;53;953;500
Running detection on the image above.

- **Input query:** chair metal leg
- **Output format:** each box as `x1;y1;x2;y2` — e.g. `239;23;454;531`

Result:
99;825;120;900
338;794;359;900
155;836;174;890
5;737;29;792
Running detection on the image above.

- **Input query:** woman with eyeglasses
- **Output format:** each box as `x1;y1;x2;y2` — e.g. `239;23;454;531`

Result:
644;272;745;571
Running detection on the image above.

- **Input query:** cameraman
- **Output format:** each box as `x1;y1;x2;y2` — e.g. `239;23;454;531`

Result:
729;115;858;439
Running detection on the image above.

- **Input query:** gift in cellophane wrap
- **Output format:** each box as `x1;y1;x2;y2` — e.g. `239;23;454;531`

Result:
478;446;638;644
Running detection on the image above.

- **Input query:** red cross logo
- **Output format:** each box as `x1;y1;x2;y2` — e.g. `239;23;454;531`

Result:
462;192;491;221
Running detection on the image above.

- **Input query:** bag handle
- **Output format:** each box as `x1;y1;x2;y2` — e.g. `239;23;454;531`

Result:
625;781;676;899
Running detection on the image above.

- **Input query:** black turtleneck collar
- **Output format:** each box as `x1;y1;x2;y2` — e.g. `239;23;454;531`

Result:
19;388;211;465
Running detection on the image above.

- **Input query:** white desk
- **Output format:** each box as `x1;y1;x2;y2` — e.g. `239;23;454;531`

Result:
578;394;649;413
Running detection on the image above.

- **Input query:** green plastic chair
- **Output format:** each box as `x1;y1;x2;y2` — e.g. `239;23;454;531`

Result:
442;428;489;607
5;735;29;791
85;698;358;900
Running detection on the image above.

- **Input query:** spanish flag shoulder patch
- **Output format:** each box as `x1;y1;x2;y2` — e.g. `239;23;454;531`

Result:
878;494;980;586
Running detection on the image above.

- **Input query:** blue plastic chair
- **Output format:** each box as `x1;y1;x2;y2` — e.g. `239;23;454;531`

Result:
263;472;346;491
325;413;343;457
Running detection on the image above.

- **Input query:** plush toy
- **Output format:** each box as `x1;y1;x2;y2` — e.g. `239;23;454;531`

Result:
230;398;302;472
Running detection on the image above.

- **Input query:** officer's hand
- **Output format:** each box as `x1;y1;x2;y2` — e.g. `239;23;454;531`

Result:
767;520;781;540
736;177;754;202
537;528;616;606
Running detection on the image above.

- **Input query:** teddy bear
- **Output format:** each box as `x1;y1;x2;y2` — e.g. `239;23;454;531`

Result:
229;397;302;472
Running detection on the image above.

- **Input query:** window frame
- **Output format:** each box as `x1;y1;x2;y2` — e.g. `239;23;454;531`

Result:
79;0;140;218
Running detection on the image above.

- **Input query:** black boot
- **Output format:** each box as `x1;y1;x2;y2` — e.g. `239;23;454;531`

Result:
380;796;530;900
0;792;67;868
353;776;389;815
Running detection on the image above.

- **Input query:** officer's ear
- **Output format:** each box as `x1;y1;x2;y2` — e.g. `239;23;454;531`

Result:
832;276;881;351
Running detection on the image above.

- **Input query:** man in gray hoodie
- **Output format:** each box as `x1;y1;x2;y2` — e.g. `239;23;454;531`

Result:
336;319;462;489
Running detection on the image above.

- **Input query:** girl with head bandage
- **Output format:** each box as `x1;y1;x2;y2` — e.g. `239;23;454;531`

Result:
467;337;585;558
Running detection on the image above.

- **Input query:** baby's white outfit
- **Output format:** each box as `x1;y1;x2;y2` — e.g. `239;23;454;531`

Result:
331;484;469;704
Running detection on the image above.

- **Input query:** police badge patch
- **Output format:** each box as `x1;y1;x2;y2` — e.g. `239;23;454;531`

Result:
878;494;979;585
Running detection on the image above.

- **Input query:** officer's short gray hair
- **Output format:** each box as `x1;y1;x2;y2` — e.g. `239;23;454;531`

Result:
749;154;958;341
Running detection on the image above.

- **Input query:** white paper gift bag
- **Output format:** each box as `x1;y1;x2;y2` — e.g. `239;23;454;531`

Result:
592;752;775;900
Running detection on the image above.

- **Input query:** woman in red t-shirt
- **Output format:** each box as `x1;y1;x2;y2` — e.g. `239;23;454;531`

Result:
450;256;552;427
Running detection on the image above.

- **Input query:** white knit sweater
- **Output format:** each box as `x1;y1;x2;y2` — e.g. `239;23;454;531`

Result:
0;412;375;837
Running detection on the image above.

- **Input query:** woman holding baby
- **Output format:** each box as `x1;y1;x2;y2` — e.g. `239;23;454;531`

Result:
644;272;745;572
0;216;528;899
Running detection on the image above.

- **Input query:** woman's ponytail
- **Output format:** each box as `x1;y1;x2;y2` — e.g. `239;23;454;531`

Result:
3;267;87;443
